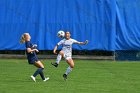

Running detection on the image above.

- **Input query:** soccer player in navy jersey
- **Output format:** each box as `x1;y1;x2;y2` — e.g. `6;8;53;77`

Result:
20;33;49;82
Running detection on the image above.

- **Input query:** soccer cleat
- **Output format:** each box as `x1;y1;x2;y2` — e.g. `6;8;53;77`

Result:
51;62;58;67
31;75;36;82
43;77;50;82
63;74;67;80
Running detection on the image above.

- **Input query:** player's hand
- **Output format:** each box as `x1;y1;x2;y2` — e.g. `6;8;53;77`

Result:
53;50;57;54
33;49;39;53
84;40;89;45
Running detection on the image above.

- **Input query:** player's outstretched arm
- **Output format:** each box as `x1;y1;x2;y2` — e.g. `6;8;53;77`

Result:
76;40;89;45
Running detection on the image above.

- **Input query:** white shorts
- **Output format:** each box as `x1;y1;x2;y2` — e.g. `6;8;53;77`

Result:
64;53;72;60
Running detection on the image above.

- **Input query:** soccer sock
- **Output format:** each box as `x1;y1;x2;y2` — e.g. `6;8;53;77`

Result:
39;70;45;80
56;54;62;64
65;66;72;75
33;68;44;77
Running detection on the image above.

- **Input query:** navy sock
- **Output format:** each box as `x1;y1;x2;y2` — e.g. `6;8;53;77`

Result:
33;68;44;77
39;71;45;80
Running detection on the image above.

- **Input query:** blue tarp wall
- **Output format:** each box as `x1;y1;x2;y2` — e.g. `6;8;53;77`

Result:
0;0;140;50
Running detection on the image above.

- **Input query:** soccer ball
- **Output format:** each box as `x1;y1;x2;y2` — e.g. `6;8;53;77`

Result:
57;30;65;38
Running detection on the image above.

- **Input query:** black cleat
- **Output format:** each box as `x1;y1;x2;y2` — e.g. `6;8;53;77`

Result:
63;74;67;80
51;62;58;67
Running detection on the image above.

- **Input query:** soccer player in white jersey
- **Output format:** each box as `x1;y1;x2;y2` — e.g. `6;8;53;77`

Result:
51;31;88;80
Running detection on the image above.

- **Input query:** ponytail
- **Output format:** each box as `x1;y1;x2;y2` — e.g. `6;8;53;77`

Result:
20;34;25;44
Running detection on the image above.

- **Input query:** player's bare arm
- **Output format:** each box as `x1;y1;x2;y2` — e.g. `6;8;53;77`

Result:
53;45;59;54
75;40;89;45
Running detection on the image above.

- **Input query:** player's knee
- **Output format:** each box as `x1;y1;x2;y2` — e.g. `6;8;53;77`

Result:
70;64;74;68
41;64;44;68
38;61;45;68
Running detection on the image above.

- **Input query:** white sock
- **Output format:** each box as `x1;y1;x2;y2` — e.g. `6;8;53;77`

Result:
56;54;62;64
65;66;72;75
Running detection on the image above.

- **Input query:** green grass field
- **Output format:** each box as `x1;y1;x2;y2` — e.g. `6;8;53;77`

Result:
0;59;140;93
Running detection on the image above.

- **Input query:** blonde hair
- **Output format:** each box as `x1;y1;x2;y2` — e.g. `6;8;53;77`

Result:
20;34;26;44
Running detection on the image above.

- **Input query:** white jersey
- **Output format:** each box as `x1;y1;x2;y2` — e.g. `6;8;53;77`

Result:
57;38;79;57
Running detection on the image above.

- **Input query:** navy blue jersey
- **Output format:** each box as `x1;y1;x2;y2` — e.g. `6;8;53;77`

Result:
25;41;38;64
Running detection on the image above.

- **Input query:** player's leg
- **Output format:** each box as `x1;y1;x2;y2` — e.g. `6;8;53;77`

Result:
34;60;44;68
51;51;64;67
31;61;49;82
63;58;74;80
56;51;64;64
34;61;46;80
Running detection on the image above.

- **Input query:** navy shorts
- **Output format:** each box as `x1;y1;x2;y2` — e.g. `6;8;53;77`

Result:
28;58;39;64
